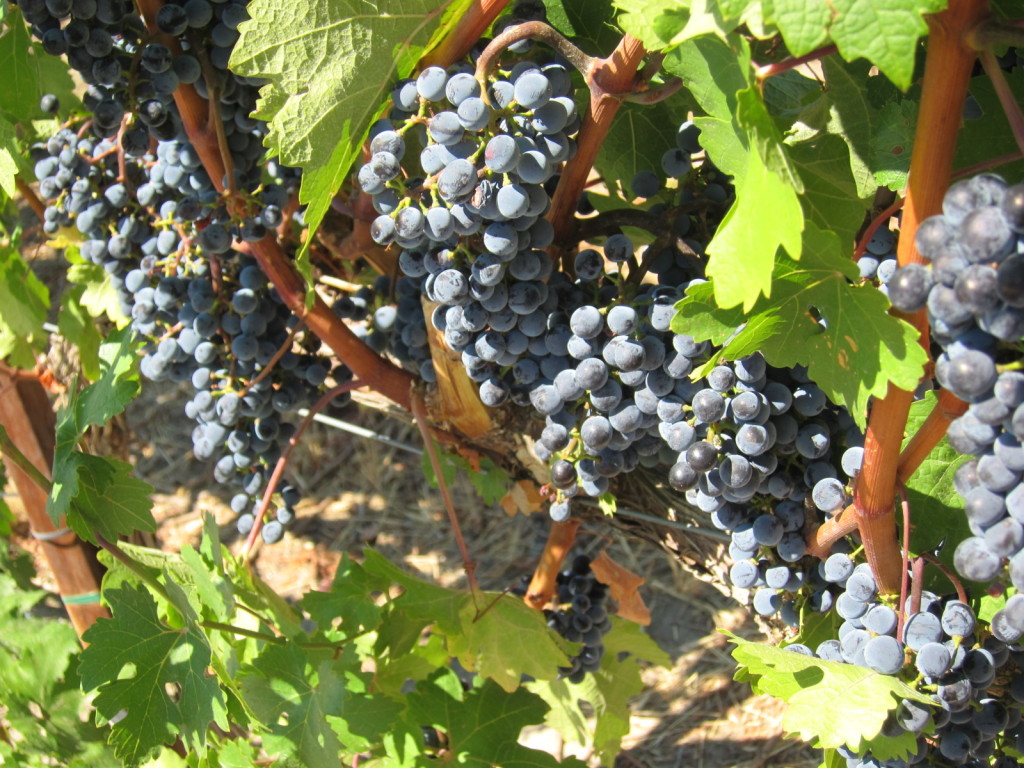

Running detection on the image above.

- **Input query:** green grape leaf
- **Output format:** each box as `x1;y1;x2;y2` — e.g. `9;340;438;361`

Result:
60;453;156;544
788;133;870;249
302;554;390;639
448;594;575;693
901;392;971;586
230;0;464;288
80;584;228;766
729;633;934;759
766;0;947;90
240;643;355;768
957;68;1024;183
675;224;928;427
57;286;102;381
530;618;665;761
407;673;588;768
594;98;693;202
0;115;17;197
0;8;80;122
821;57;880;199
544;0;622;55
363;550;573;691
872;100;917;190
614;0;763;48
65;246;129;327
50;327;148;531
705;145;803;310
0;237;49;368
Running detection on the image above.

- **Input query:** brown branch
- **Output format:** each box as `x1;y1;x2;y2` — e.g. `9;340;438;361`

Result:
418;0;513;69
853;0;989;596
897;389;968;483
754;44;838;82
524;518;582;610
243;381;362;558
410;390;479;594
15;178;45;220
547;34;647;248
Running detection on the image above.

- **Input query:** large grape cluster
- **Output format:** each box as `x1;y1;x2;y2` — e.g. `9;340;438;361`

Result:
20;0;334;543
888;175;1024;588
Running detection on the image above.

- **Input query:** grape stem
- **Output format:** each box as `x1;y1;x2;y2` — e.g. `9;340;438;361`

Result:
966;16;1024;49
237;318;307;397
897;389;968;484
919;552;969;604
852;0;989;595
473;20;596;85
524;517;582;611
895;483;912;643
410;390;480;595
754;44;838;82
853;196;904;261
978;48;1024;158
242;380;362;560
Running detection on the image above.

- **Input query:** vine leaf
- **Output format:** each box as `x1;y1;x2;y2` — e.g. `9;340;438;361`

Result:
872;100;917;191
901;392;971;587
80;584;228;767
728;633;934;760
240;643;355;768
362;549;573;692
0;115;16;197
407;672;589;768
48;328;156;539
0;236;49;368
768;0;947;90
674;223;928;427
0;7;80;123
230;0;466;283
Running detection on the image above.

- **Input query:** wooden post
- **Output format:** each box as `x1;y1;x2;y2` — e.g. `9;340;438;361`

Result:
0;365;108;639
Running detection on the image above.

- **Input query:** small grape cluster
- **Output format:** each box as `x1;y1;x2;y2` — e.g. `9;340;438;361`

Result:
790;558;1024;768
888;174;1024;588
544;555;614;683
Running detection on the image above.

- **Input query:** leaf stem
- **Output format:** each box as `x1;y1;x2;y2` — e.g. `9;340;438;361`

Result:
199;620;286;645
94;533;176;607
0;424;52;493
754;44;838;82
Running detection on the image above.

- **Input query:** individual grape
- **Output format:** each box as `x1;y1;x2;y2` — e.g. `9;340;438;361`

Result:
416;66;448;101
630;170;660;199
261;520;284;544
915;642;952;677
822;553;855;583
513;71;551;108
863;635;905;675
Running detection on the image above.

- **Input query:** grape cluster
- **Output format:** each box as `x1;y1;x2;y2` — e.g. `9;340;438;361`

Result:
544;555;614;683
791;558;1024;768
22;0;332;543
888;175;1024;588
